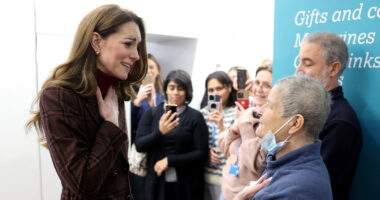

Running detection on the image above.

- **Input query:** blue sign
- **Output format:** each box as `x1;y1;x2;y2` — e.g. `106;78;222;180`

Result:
274;0;380;199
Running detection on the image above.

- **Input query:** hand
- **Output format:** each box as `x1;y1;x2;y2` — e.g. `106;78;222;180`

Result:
233;174;272;200
133;84;154;107
245;79;252;92
209;148;221;166
235;101;245;119
206;110;225;132
96;87;119;127
148;86;157;107
229;121;240;137
154;157;168;177
159;110;179;135
237;107;260;127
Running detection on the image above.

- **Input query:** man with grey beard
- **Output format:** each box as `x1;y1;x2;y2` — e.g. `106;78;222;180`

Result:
296;32;362;200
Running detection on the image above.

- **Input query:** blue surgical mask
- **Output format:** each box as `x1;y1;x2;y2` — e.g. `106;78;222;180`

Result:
259;116;295;155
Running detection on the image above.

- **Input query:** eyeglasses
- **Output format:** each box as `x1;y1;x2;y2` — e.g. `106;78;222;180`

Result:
253;81;271;91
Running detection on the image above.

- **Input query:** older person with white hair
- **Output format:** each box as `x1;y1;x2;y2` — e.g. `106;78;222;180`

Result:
233;74;333;200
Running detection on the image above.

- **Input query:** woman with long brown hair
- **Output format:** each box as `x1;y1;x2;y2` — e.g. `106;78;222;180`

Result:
26;4;147;200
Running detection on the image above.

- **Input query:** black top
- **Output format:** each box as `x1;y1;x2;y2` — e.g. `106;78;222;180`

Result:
135;102;209;200
319;86;362;200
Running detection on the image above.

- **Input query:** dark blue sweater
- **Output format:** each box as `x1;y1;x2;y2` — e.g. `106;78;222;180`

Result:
252;141;332;200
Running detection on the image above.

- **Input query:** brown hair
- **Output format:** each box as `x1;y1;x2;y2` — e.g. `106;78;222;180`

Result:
26;4;147;146
228;66;251;80
255;60;273;76
148;53;164;95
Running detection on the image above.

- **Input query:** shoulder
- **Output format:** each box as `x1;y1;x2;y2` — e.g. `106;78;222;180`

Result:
200;106;209;116
272;164;331;198
40;85;85;115
328;95;361;133
41;85;80;104
149;103;164;116
186;106;204;117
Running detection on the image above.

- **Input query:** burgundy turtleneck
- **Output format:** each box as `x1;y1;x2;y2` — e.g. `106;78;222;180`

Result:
96;70;118;97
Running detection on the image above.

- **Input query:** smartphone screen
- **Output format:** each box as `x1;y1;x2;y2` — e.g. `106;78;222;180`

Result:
165;104;177;121
237;69;247;89
237;69;249;109
165;104;177;113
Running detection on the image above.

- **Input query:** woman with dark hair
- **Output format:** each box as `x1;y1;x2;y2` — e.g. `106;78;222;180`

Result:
26;4;147;200
130;53;165;200
135;69;209;200
200;71;237;200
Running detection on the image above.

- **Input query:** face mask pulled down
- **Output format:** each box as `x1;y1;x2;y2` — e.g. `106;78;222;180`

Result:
259;116;295;155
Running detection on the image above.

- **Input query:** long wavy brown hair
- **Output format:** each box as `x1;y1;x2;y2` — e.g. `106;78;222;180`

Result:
26;4;148;146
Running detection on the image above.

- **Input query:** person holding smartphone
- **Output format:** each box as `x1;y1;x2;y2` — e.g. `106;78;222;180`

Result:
135;70;209;200
130;53;165;200
227;66;253;108
199;71;237;200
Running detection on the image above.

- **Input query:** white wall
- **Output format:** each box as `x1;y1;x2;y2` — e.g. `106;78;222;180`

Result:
0;0;41;199
0;0;274;199
147;36;198;79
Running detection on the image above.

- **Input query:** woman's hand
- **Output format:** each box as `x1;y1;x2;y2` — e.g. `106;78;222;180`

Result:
207;111;225;132
235;101;245;119
154;157;169;177
245;79;253;92
233;174;272;200
238;107;260;127
159;110;179;135
133;84;154;107
209;148;221;166
148;86;157;107
96;87;119;127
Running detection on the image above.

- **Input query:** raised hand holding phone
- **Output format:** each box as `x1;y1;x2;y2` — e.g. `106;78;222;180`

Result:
159;104;179;135
236;69;250;109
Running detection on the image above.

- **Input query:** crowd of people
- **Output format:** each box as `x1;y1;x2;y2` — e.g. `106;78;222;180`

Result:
26;4;362;200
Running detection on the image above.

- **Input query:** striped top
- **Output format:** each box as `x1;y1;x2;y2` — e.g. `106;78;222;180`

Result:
201;106;236;185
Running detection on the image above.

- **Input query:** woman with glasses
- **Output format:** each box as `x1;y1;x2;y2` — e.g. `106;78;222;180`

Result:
252;61;272;107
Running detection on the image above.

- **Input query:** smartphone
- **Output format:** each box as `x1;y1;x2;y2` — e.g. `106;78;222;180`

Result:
142;74;153;86
208;94;221;112
237;69;249;109
165;104;177;121
237;69;247;89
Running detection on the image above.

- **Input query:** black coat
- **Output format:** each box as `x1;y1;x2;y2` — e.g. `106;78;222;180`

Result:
135;103;209;200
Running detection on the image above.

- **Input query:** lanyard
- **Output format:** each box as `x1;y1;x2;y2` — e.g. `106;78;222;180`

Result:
235;141;242;164
211;123;217;147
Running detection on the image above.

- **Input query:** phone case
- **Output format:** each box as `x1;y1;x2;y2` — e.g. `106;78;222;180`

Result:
142;74;153;85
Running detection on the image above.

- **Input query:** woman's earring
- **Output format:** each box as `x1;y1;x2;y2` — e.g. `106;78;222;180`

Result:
96;51;100;55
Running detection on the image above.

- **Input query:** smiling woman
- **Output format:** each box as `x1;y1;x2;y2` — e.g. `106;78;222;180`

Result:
26;4;147;200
